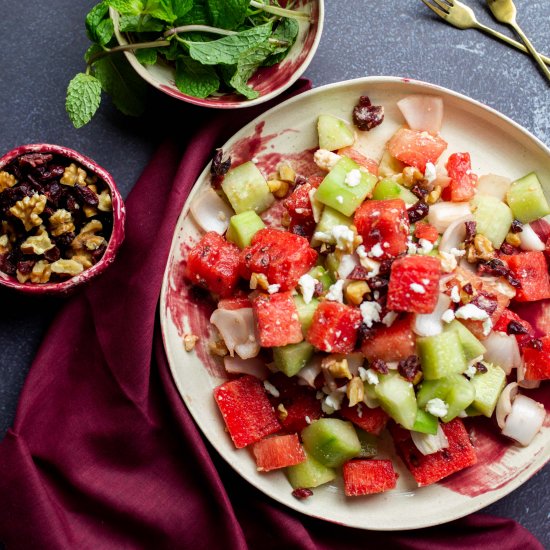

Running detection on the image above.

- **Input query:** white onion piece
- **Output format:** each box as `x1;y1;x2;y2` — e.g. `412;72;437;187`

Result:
501;394;546;446
476;175;512;201
459;257;477;273
483;332;521;374
210;308;260;359
223;356;269;380
434;174;452;189
439;214;474;253
190;188;233;234
411;424;449;456
413;293;452;337
338;254;359;279
480;276;516;300
428;202;472;233
397;95;444;134
519;223;545;251
296;356;322;388
517;360;541;389
496;382;518;429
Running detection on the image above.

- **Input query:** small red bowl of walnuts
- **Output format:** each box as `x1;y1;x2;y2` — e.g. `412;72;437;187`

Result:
0;144;125;294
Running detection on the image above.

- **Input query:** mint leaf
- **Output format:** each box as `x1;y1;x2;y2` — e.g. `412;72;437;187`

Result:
175;57;219;98
177;0;208;25
206;0;249;30
86;2;112;45
188;23;272;65
135;47;158;65
66;73;102;128
144;0;176;23
171;0;193;19
230;42;274;99
85;44;103;63
96;18;115;46
93;53;147;116
105;0;144;14
119;14;164;32
263;18;298;66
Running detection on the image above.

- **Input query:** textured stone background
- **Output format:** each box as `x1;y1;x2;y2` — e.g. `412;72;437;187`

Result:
0;0;548;545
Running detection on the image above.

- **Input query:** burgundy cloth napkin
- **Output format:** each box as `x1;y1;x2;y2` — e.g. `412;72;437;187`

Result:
0;79;544;550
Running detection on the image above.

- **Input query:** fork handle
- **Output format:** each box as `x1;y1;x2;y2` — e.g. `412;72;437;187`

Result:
476;22;550;66
510;21;550;81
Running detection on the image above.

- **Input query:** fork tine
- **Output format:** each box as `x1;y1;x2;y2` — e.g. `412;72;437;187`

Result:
420;0;449;18
431;0;451;13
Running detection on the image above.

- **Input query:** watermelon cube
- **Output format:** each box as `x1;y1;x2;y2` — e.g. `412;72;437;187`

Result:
214;375;281;448
441;152;478;202
493;308;534;347
414;222;439;243
186;231;241;297
283;182;315;222
504;252;550;302
337;146;379;176
522;336;550;380
252;292;303;347
340;403;389;436
387;128;447;172
252;434;307;472
343;459;398;496
361;314;416;362
240;228;318;291
306;301;362;353
392;418;477;486
354;199;409;259
387;256;441;314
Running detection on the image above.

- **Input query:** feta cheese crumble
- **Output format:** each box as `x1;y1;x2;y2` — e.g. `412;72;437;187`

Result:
338;254;358;279
326;279;345;303
336;195;344;204
322;390;345;414
425;398;449;418
363;368;380;385
439;251;457;273
424;162;437;184
313;149;341;171
464;364;477;378
455;303;489;321
263;380;280;398
298;274;318;304
410;283;426;294
344;168;362;187
418;238;434;254
441;309;455;323
450;285;461;303
360;300;382;327
450;247;466;257
332;225;355;251
267;284;280;294
369;242;384;258
382;311;398;327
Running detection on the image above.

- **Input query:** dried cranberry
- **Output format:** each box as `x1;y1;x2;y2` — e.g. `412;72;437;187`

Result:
470;292;498;316
352;96;385;131
464;221;477;245
397;355;420;382
368;276;388;290
369;228;382;242
0;253;16;275
506;274;521;288
294;174;307;187
54;232;75;248
529;338;543;351
358;323;375;343
26;174;45;191
411;184;429;199
17;260;35;274
17;182;35;198
462;283;473;295
408;201;429;224
506;320;528;335
371;358;389;374
478;258;508;278
65;195;80;214
510;220;523;233
74;184;99;206
313;281;324;297
378;258;394;275
474;362;488;373
499;242;516;255
348;266;371;280
210;149;231;187
44;181;65;207
18;153;53;168
292;488;313;500
289;224;309;238
44;246;61;262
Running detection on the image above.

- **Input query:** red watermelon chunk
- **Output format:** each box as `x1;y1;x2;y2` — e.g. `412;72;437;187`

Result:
392;418;477;487
493;308;534;347
340;403;389;436
214;375;281;448
354;199;409;259
252;292;303;347
306;301;362;354
284;182;315;222
522;336;550;380
504;252;550;302
361;314;416;362
343;459;398;496
240;228;318;291
442;152;478;202
186;231;241;297
387;255;441;314
387;128;447;172
414;222;439;243
337;146;379;176
252;434;307;472
218;295;251;310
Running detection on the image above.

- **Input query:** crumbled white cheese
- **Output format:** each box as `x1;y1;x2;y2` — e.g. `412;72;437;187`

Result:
326;279;345;303
322;390;345;414
482;317;493;336
298;273;318;304
267;284;280;294
332;225;355;251
358;366;369;382
336;195;344;204
455;303;489;321
338;254;358;279
450;285;461;303
464;364;477;379
450;247;466;257
356;246;381;276
356;244;368;259
373;290;380;300
382;311;398;327
425;398;449;418
360;300;382;327
369;243;384;258
263;380;280;398
305;415;312;424
407;237;418;255
356;403;364;418
418;238;434;254
314;149;341;171
308;188;323;223
410;283;426;294
344;168;362;187
441;309;455;323
313;230;332;243
363;368;380;385
424;162;437;184
439;251;458;273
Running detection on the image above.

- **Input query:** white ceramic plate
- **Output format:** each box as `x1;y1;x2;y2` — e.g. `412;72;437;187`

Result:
160;77;550;530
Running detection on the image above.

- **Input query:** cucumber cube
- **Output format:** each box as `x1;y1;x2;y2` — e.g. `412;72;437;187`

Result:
417;374;475;422
417;331;467;380
506;172;550;223
273;341;315;377
373;178;417;204
221;161;274;214
293;295;320;334
412;408;439;435
417;377;454;408
226;210;265;248
374;372;417;430
313;206;353;245
317;114;355;151
324;252;340;278
471;194;513;248
301;418;361;468
308;265;333;291
469;362;507;417
444;320;486;362
315;158;377;216
286;450;336;489
357;429;378;458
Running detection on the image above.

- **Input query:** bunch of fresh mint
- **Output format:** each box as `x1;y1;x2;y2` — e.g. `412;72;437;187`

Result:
66;0;306;128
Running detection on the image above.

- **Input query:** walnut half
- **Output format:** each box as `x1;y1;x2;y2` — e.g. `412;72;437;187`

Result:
50;259;84;277
20;227;55;255
10;194;47;231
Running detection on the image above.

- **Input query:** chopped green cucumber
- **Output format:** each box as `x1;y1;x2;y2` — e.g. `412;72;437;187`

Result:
315;157;377;216
325;252;340;278
444;320;486;362
373;178;417;203
464;405;484;417
286;450;336;489
374;372;417;430
221;161;274;214
308;265;333;291
506;172;550;223
469;362;507;417
471;194;513;248
357;429;378;458
378;150;406;177
412;408;439;435
417;374;475;422
293;295;320;334
313;206;353;246
417;331;467;380
301;418;361;468
225;210;265;248
317;114;355;151
273;341;314;377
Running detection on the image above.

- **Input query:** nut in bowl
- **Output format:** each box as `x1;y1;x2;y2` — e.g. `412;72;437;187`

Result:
0;144;125;294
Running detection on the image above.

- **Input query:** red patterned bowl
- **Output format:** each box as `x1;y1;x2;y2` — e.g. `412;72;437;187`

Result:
110;0;324;109
0;144;125;294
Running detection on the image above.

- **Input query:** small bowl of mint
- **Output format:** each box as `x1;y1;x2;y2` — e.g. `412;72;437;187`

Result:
66;0;324;127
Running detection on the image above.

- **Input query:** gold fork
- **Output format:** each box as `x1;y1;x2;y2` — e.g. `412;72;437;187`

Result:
421;0;550;66
487;0;550;81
